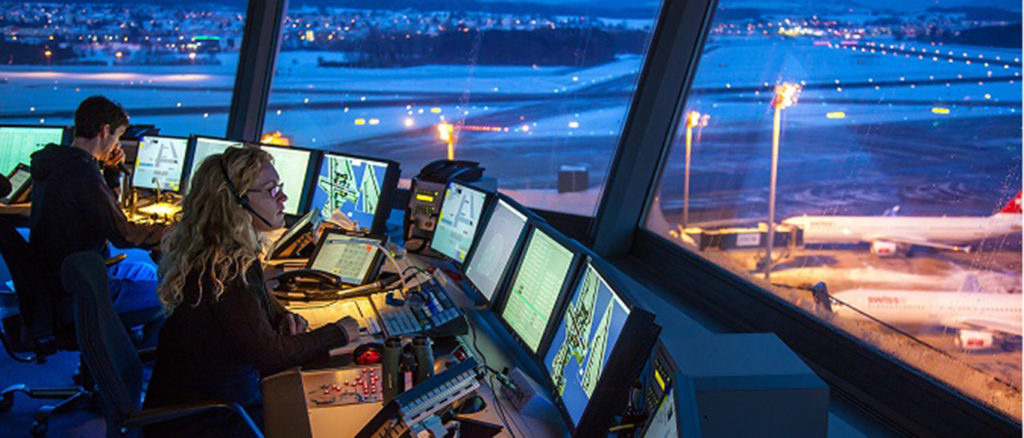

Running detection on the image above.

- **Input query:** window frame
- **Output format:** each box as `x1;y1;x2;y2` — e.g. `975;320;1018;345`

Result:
585;0;1023;435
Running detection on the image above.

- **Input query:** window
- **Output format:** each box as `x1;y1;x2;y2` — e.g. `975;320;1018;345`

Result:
644;1;1022;420
0;1;249;137
262;2;662;216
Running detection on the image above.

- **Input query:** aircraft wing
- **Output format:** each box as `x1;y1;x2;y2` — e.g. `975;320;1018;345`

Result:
942;316;1023;337
866;234;971;253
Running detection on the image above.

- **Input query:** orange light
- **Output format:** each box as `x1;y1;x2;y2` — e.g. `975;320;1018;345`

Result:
686;111;701;128
260;131;291;146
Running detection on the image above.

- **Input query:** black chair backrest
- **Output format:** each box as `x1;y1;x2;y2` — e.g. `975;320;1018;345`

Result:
64;251;143;436
0;217;55;343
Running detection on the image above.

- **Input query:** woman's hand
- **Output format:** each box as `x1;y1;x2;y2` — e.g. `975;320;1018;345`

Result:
334;316;361;343
281;312;309;335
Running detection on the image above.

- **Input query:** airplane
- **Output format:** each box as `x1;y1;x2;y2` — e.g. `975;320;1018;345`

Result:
831;279;1022;351
782;191;1022;256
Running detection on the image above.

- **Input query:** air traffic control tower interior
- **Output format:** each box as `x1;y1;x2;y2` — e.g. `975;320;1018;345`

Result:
0;0;1020;437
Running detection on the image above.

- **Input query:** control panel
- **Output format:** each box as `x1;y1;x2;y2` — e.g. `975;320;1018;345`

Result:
303;365;384;409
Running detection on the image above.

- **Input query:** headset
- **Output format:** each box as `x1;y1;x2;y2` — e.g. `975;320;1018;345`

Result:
218;155;274;228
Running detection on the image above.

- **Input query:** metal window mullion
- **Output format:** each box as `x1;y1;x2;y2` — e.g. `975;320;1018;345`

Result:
588;0;718;257
226;0;288;142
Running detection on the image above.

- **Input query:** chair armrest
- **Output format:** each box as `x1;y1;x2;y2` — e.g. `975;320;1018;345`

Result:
136;346;157;363
105;253;127;267
123;401;264;438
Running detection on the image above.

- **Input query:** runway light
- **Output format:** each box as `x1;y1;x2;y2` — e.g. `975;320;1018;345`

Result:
568;121;580;128
826;112;846;119
430;107;442;113
403;118;414;127
521;124;530;132
985;94;991;99
354;118;366;125
931;107;950;114
369;118;380;125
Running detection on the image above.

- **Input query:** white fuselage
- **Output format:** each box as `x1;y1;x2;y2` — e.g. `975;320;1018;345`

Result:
783;213;1022;245
833;290;1022;336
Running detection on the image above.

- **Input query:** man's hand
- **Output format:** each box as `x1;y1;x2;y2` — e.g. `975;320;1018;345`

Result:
104;144;126;168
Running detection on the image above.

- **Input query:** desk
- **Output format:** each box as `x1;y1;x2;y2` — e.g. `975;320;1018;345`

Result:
264;253;570;438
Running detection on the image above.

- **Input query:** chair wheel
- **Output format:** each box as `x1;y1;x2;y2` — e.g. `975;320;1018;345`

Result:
30;420;48;437
0;393;12;413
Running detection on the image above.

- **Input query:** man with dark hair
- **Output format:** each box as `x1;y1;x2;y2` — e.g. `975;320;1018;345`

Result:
29;95;165;339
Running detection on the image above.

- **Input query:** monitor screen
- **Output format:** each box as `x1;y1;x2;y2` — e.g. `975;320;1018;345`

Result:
500;228;575;354
310;153;390;230
187;136;243;188
0;126;65;175
258;144;312;216
431;182;487;263
133;135;188;192
544;263;631;425
465;199;529;302
641;387;678;438
308;233;383;285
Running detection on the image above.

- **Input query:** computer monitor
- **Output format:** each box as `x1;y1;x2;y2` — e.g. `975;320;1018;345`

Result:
498;226;578;355
0;125;69;175
309;152;399;235
307;229;386;286
544;260;632;427
463;198;529;303
257;144;315;216
183;135;244;191
132;135;188;192
430;182;488;264
639;385;679;438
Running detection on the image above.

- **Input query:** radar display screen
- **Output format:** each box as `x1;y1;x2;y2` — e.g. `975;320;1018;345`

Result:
133;135;187;192
0;126;65;175
310;153;389;231
258;144;312;215
187;136;243;190
544;262;631;426
464;199;528;302
500;228;574;354
431;182;487;263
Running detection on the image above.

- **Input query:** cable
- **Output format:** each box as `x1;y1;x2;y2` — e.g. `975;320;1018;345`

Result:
371;243;409;295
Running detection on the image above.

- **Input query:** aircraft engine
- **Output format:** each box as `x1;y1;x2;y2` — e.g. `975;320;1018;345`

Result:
870;241;901;257
955;330;994;350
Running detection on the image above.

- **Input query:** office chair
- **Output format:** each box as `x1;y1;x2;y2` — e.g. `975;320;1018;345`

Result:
0;216;93;437
64;251;263;438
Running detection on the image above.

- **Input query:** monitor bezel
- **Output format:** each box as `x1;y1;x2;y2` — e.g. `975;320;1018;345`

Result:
429;181;493;268
305;228;387;287
0;124;73;169
132;134;189;193
253;142;319;217
308;151;400;236
461;193;532;307
181;134;246;193
540;254;660;434
493;220;584;359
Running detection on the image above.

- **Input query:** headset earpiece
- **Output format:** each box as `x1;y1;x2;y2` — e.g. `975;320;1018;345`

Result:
219;155;272;227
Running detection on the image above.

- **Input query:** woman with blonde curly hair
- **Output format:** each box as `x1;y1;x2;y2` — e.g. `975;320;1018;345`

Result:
143;146;360;438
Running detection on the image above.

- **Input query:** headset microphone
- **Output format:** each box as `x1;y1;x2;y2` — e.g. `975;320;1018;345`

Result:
218;157;274;228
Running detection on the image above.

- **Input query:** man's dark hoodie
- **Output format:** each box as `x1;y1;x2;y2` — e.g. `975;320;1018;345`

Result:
29;143;164;327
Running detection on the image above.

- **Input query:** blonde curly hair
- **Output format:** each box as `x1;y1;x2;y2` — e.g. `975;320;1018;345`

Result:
157;146;273;312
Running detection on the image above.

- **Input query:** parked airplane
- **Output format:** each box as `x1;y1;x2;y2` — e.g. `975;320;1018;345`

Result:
832;279;1022;350
783;192;1022;256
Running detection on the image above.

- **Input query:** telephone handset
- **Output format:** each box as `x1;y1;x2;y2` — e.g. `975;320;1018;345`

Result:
272;269;344;291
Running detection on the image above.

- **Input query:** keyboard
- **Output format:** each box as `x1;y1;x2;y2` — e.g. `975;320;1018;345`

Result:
368;281;467;338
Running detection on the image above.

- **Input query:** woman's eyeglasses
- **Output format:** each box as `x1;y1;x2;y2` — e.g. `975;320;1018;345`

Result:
248;182;284;198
